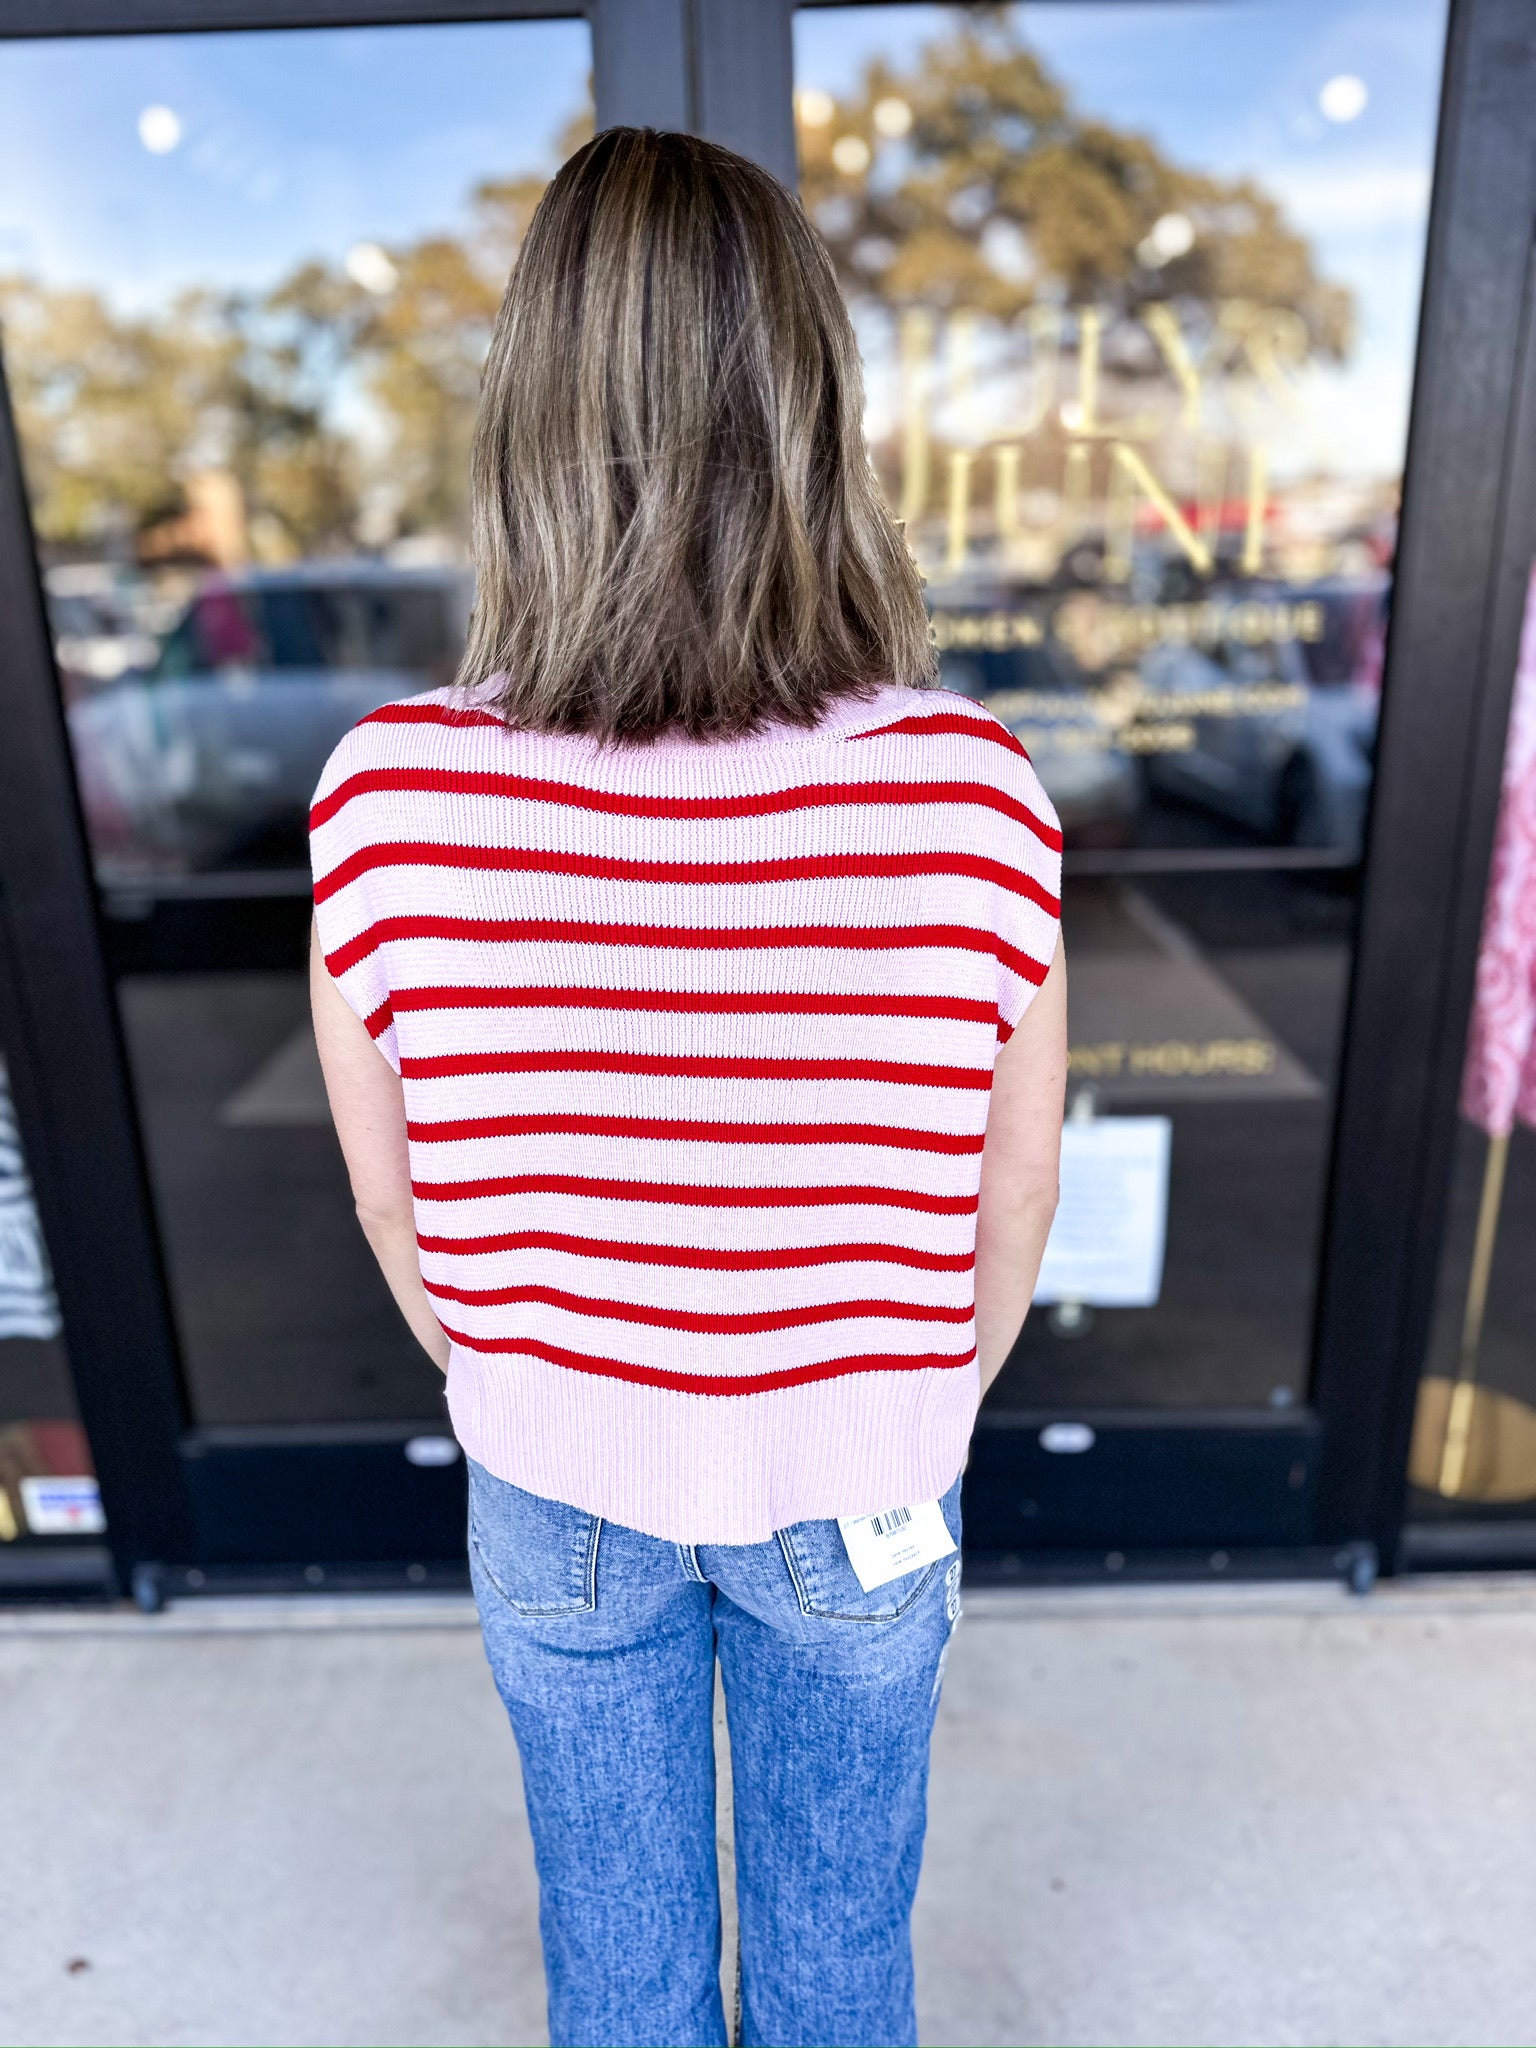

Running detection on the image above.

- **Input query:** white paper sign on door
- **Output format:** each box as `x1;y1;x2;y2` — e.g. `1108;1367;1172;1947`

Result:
1032;1117;1172;1308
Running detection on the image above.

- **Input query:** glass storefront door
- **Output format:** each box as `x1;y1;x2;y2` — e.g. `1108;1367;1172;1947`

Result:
793;0;1450;1555
0;16;592;1578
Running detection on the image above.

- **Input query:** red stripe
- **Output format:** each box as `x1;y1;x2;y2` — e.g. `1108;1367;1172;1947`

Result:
850;710;1030;757
386;986;999;1026
416;1228;974;1272
999;940;1048;986
358;702;504;731
313;840;1060;915
406;1113;983;1154
311;766;1061;849
434;1327;978;1394
399;1049;991;1088
372;985;1006;1038
323;914;1047;986
421;1279;969;1333
411;1174;978;1213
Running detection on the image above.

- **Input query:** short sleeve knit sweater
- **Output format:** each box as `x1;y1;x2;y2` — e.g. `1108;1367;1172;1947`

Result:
310;681;1062;1543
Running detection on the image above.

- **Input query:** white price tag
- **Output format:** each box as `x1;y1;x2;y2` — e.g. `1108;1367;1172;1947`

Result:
837;1500;957;1592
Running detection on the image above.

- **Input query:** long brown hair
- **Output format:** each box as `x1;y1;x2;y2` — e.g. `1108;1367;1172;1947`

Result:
459;126;935;741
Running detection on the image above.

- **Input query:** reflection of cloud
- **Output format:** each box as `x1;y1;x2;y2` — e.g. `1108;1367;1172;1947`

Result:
1265;161;1431;234
188;124;284;206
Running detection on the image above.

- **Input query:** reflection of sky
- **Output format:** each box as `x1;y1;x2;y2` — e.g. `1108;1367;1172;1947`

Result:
795;0;1449;481
0;6;1442;486
0;22;591;308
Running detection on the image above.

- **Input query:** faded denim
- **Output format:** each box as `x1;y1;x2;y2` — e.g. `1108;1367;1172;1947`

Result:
468;1458;963;2048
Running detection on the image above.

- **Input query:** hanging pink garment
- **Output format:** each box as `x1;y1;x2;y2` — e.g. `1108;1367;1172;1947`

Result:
1462;566;1536;1138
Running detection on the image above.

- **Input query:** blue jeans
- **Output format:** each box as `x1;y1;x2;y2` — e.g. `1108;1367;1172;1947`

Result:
468;1459;963;2048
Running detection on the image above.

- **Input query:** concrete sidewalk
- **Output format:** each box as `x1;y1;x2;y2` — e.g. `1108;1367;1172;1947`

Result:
3;1575;1534;2048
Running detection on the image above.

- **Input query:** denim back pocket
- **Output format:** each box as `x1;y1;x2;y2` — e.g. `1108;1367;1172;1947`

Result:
774;1494;954;1625
467;1461;601;1617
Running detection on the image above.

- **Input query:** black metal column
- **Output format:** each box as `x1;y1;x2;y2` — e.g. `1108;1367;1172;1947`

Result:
591;0;690;132
692;0;796;182
1312;0;1536;1557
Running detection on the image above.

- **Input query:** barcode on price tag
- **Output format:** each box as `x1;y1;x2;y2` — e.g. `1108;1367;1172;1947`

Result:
838;1498;956;1592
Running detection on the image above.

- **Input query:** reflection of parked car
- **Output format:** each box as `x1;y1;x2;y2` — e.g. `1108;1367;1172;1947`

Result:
1291;573;1390;691
44;565;159;698
938;636;1139;849
1140;626;1377;857
68;562;471;875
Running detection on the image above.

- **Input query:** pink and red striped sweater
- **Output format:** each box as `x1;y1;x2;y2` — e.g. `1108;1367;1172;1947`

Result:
310;682;1062;1542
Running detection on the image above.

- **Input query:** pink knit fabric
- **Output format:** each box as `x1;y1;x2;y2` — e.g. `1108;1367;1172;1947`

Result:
310;682;1062;1542
1462;566;1536;1139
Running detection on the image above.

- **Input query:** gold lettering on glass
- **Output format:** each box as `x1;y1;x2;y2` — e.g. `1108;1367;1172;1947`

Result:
1110;443;1213;576
945;448;974;574
897;307;934;528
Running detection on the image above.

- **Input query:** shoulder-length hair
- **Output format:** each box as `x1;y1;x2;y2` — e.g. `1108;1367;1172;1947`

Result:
459;126;935;741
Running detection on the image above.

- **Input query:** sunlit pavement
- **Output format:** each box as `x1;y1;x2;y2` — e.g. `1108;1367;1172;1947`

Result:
3;1577;1535;2048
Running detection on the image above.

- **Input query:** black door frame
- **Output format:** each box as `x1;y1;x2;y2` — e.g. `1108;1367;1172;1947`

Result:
0;0;1532;1598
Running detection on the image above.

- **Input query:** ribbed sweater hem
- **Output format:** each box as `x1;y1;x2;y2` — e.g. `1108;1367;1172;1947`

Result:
444;1345;978;1545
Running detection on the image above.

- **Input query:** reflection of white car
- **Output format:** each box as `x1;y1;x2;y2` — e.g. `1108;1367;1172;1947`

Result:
1139;634;1377;857
939;648;1139;848
68;562;471;875
45;566;159;696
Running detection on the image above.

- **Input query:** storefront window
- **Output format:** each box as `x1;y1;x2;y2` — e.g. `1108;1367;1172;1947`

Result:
1410;569;1536;1519
795;0;1448;1406
0;1024;102;1543
0;21;592;1426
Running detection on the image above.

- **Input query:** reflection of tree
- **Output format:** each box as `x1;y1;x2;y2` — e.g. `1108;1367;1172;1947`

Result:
798;11;1357;578
0;113;586;561
3;282;223;543
800;10;1351;355
0;269;359;556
